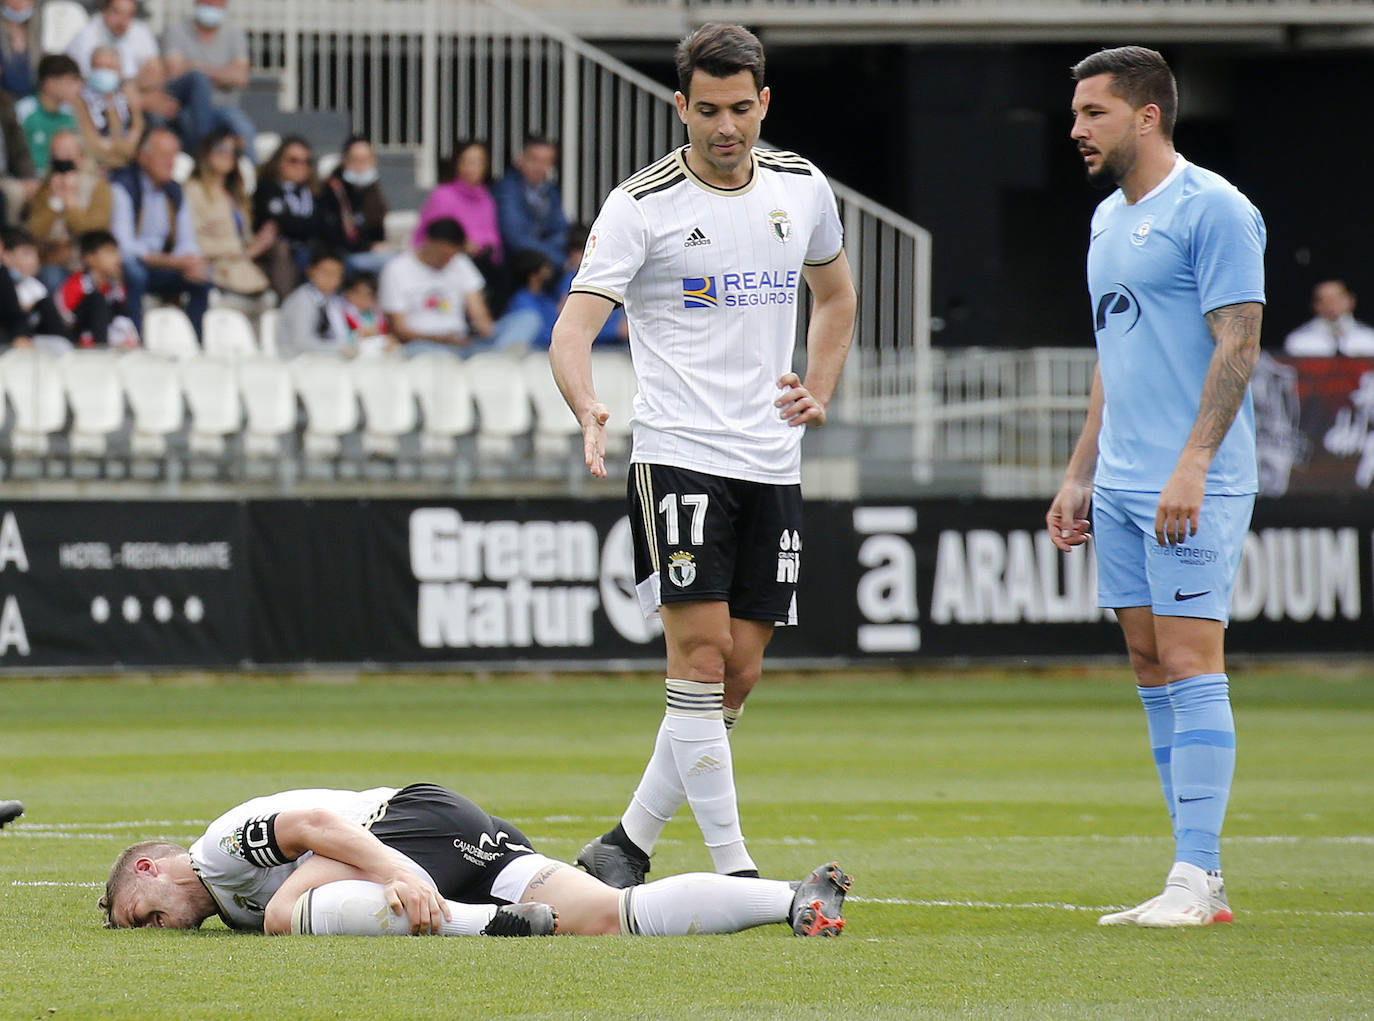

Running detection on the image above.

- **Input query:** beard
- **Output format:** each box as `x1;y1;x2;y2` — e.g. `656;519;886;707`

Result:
1083;140;1134;190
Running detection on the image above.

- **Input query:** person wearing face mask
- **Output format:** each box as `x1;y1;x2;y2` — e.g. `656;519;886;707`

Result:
27;128;113;294
0;0;40;99
67;0;216;152
74;45;145;171
162;0;255;151
316;135;392;275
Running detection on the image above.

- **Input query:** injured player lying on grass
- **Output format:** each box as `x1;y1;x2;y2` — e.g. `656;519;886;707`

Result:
98;782;850;938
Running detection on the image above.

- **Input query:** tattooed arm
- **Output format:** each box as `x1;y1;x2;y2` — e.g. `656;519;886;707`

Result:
1154;301;1264;546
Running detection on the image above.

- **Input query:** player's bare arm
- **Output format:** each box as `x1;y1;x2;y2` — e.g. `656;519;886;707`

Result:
778;253;856;427
1155;300;1263;546
1048;364;1104;552
267;809;450;934
550;291;617;477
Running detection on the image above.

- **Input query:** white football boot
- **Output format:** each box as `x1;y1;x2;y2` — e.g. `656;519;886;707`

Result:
1099;864;1233;926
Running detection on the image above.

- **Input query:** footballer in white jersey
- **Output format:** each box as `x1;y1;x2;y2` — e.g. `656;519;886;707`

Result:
570;144;844;485
551;23;856;888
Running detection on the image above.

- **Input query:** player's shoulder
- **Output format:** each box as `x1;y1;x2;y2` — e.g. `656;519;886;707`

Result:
619;149;689;201
1177;162;1260;218
754;147;820;178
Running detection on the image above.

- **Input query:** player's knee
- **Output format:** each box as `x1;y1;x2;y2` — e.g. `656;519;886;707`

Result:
674;631;732;682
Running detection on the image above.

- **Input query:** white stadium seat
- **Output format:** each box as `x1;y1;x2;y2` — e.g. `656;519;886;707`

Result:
290;353;358;458
521;352;579;460
405;352;474;457
349;356;417;457
466;352;532;460
257;308;280;358
236;356;296;459
238;155;257;197
179;357;243;457
253;131;281;167
60;351;125;457
590;349;637;456
40;0;88;54
143;306;201;361
202;307;259;361
117;350;185;457
0;347;66;456
316;152;341;181
384;209;419;249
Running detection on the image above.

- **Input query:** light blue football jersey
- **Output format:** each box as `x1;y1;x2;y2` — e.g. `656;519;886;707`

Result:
1087;156;1266;495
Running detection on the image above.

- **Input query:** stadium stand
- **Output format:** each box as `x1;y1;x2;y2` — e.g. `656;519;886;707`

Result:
466;352;532;466
590;350;637;459
235;355;296;465
289;352;359;467
522;351;580;463
405;351;476;468
256;308;279;358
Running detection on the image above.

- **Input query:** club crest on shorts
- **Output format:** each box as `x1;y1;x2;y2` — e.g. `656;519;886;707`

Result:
667;550;697;588
768;209;792;243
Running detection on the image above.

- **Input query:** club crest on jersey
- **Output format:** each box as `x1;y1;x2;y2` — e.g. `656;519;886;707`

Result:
667;550;697;588
682;276;719;308
1130;215;1155;247
768;209;792;243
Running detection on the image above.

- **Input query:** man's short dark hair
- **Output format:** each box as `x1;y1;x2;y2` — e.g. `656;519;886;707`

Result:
0;226;35;251
424;216;467;247
306;245;344;269
675;22;765;97
1072;46;1178;140
37;54;81;85
79;230;119;258
510;248;552;289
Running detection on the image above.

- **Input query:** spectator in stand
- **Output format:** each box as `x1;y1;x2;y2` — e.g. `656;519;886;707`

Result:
0;88;35;226
493;136;567;268
378;216;539;359
253;135;317;299
110;127;211;336
66;0;216;151
16;55;82;176
56;229;138;348
341;270;389;353
161;0;255;149
558;223;627;348
276;247;352;359
27;128;112;294
1283;279;1374;357
316;135;391;275
0;0;39;99
414;140;502;281
1;225;68;343
74;45;145;171
184;127;271;301
505;248;557;349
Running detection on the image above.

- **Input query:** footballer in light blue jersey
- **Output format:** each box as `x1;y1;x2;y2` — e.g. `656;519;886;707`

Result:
1051;46;1266;929
1088;155;1267;495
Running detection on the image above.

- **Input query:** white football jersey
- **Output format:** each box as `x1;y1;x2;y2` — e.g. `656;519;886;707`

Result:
571;145;844;484
189;787;421;931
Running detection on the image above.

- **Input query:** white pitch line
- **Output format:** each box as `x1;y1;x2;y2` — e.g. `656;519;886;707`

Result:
849;896;1374;918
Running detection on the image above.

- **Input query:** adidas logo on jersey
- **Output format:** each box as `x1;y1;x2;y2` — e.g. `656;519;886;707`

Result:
686;754;723;776
684;227;711;248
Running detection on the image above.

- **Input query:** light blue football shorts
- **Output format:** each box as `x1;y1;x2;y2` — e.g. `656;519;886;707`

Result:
1092;486;1255;623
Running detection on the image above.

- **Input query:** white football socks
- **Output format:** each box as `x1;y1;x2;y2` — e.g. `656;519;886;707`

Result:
290;880;499;936
621;718;685;854
621;873;793;935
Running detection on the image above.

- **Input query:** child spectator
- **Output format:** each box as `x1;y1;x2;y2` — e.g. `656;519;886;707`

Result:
277;247;352;359
56;229;139;348
559;223;628;347
1;225;67;342
504;248;558;349
341;270;390;355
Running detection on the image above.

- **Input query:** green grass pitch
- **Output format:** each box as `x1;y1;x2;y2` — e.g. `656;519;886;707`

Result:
2;665;1371;1019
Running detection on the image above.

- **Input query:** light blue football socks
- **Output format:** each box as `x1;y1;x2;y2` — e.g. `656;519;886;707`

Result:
1167;673;1236;873
1137;684;1177;835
